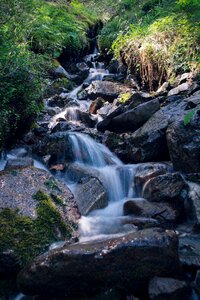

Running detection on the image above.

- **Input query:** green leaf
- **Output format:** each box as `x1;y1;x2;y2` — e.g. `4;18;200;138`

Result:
184;109;196;126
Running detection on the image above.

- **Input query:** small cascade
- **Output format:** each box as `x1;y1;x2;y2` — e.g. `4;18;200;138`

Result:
48;46;109;129
65;132;137;241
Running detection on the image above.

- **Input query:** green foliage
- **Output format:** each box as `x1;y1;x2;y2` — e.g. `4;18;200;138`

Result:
0;191;73;267
184;109;196;125
0;0;98;150
109;0;200;90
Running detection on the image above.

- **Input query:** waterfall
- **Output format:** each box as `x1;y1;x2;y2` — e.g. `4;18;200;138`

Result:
66;132;137;241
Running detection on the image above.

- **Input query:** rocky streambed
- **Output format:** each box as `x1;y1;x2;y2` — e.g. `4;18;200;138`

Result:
0;45;200;300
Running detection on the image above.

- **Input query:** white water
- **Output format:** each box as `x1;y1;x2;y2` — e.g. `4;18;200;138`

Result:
66;132;137;241
49;49;109;129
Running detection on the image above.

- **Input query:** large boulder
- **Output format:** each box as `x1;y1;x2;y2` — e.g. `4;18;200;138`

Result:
124;100;187;162
134;162;173;196
142;173;187;203
98;99;160;133
74;177;108;215
17;228;180;298
0;166;79;274
86;81;131;102
166;107;200;173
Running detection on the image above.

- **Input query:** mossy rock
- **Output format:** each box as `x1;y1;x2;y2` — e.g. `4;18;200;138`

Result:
0;167;80;273
0;192;73;270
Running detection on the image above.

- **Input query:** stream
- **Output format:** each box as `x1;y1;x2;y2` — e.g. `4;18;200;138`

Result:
1;45;199;300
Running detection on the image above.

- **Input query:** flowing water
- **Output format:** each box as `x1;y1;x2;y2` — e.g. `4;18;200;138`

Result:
49;48;108;129
64;132;138;241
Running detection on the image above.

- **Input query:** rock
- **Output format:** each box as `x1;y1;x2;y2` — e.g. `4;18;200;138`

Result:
194;270;200;293
166;108;200;173
104;99;160;133
123;199;177;222
32;132;74;164
179;234;200;269
51;121;71;133
155;82;170;96
134;163;173;196
121;216;159;229
0;167;78;221
168;82;190;96
0;250;20;274
47;94;70;108
77;89;88;100
186;94;200;108
87;81;131;102
46;106;61;117
74;177;108;215
65;109;96;128
179;73;191;84
89;97;105;114
187;181;200;231
54;65;77;81
124;100;187;162
142;173;187;203
17;228;180;298
0;167;79;274
149;277;190;300
97;102;114;117
64;163;100;183
6;157;33;169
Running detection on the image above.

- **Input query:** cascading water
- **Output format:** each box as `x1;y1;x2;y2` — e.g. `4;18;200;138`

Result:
49;47;108;129
66;132;137;241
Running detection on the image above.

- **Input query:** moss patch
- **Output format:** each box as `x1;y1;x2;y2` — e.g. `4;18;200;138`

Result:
0;191;73;268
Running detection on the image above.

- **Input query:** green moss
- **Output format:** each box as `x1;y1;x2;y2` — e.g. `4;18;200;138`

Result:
118;92;132;104
52;78;74;91
51;193;64;206
45;178;61;192
0;191;73;267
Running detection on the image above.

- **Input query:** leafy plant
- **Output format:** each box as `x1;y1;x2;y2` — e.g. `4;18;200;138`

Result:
184;109;196;125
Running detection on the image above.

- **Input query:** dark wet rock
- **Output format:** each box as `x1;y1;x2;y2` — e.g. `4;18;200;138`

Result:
186;181;200;231
51;121;71;133
186;94;200;108
47;94;70;108
87;81;131;102
32;132;74;165
188;82;200;96
6;157;33;169
149;277;190;300
194;270;200;293
124;100;187;162
102;99;160;133
102;132;128;161
0;250;20;274
121;216;159;229
65;109;96;128
77;89;88;100
179;234;200;269
74;177;108;215
89;97;105;114
97;106;126;131
123;198;177;222
102;74;125;82
142;173;187;203
167;109;200;173
168;82;190;97
121;92;152;110
134;163;173;196
46;106;61;117
17;228;180;298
